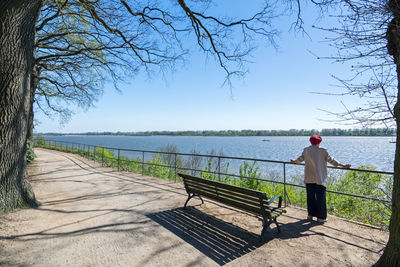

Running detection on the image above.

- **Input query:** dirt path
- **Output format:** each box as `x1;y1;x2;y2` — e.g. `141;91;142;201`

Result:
0;148;388;266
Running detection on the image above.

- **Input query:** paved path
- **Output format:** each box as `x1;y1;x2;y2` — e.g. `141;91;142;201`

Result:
0;148;388;266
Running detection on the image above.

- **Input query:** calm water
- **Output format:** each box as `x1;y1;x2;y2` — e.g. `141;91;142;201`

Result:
42;135;395;173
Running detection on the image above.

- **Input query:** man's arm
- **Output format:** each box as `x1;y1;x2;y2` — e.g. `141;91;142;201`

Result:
290;150;305;164
326;151;351;168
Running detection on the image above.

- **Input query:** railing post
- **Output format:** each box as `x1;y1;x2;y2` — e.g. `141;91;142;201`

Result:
117;149;120;171
174;153;177;182
87;145;89;159
102;147;104;167
94;146;96;163
218;157;221;181
142;151;145;175
283;163;287;207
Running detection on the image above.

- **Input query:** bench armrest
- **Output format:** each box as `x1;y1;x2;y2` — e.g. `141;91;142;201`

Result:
268;195;282;208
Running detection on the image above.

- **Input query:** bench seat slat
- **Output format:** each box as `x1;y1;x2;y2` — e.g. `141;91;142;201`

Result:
188;187;264;215
180;173;266;197
184;180;263;206
184;179;262;200
190;188;263;213
189;187;285;218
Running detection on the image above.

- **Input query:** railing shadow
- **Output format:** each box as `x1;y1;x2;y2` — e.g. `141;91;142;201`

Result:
146;207;263;266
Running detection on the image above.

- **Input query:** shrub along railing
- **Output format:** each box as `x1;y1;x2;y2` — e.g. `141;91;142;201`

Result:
34;138;393;228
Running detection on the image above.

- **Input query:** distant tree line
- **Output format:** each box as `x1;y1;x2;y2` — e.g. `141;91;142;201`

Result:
40;128;396;137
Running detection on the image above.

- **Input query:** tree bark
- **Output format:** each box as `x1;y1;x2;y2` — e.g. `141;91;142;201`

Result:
0;0;41;212
374;81;400;267
27;68;39;141
374;2;400;265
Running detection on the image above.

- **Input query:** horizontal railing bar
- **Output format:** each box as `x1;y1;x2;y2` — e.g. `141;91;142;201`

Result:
39;139;394;175
37;139;394;204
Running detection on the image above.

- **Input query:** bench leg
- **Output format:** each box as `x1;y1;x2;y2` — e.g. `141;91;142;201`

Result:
260;218;281;240
198;195;204;205
183;193;204;209
260;220;273;241
184;193;195;209
274;218;281;233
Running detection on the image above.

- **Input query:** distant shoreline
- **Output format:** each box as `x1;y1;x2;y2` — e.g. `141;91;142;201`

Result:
35;128;396;137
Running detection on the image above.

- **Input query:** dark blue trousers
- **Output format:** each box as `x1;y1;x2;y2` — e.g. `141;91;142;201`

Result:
306;183;327;220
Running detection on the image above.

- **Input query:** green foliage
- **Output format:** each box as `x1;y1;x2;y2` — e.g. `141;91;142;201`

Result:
327;166;392;227
145;154;175;180
33;135;46;146
26;140;35;165
237;161;261;190
199;161;218;180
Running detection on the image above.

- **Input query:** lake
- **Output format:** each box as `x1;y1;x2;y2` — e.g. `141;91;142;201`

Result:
41;135;395;173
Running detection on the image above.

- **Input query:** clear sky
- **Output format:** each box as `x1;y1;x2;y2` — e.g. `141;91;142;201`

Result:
34;1;365;133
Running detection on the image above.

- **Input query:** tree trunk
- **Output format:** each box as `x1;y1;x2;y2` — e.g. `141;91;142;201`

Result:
0;0;41;213
374;2;400;265
374;82;400;267
27;68;39;141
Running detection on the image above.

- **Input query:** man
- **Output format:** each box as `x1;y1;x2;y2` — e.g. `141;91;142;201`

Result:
290;135;351;223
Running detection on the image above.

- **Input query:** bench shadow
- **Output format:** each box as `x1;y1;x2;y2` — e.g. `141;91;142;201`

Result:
147;207;264;266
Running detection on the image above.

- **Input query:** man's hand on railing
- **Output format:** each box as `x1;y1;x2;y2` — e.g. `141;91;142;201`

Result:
339;163;351;169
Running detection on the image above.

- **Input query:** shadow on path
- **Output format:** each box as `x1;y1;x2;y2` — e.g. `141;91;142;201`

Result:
147;207;263;266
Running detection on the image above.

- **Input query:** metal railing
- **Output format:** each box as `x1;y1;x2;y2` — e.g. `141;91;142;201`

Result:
35;139;393;209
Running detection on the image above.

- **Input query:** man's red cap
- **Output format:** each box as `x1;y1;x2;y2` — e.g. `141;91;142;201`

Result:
310;135;322;145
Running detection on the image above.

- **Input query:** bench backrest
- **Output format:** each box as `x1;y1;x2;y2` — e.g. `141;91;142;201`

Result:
179;173;269;216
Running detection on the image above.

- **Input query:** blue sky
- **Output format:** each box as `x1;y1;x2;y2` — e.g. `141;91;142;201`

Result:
34;1;364;133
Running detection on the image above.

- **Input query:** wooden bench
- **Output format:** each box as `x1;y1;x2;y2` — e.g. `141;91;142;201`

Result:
178;173;286;239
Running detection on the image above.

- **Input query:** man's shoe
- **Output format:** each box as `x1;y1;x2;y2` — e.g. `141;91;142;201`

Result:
307;215;313;221
317;218;327;223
